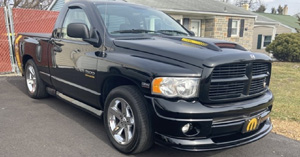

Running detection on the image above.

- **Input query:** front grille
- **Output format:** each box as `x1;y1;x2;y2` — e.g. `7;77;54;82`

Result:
249;78;266;95
253;62;269;76
207;62;270;101
209;81;244;100
211;63;246;79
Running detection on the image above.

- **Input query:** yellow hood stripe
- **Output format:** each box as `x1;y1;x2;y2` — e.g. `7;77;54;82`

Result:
181;38;208;47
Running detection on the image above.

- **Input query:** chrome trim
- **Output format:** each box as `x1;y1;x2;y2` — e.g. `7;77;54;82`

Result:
212;108;269;125
51;76;101;96
39;71;50;77
56;91;102;116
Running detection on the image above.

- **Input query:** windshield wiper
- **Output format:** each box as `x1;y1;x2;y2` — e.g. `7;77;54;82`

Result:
111;29;156;34
156;30;188;36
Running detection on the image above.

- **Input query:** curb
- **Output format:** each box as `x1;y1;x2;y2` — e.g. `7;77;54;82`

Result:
0;73;22;77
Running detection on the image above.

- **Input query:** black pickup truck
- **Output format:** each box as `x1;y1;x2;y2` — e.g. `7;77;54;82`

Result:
15;0;274;154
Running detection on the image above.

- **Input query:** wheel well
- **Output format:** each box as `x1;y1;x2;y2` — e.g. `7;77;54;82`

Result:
22;55;33;71
101;76;139;108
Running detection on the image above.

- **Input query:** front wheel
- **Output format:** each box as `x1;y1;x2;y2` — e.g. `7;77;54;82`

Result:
104;85;153;154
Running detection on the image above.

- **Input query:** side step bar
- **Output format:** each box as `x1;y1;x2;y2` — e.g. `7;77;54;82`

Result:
47;87;103;117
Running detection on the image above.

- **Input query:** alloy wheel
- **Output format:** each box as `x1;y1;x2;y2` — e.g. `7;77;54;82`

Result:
107;98;135;145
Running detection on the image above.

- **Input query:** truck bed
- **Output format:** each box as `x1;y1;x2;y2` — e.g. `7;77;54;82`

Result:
19;33;51;38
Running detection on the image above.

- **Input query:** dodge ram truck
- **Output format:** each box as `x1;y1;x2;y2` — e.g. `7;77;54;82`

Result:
15;0;274;154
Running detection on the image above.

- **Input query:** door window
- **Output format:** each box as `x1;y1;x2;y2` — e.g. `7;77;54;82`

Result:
61;8;91;40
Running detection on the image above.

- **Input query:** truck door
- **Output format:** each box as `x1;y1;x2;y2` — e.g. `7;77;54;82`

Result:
49;7;100;107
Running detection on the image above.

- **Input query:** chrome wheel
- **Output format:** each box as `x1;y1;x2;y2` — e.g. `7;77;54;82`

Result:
26;65;37;93
107;98;135;145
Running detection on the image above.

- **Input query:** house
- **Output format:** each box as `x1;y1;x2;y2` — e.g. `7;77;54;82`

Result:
252;13;300;53
49;0;257;50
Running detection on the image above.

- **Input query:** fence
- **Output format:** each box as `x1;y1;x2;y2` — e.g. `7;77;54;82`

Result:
0;7;11;72
0;6;59;73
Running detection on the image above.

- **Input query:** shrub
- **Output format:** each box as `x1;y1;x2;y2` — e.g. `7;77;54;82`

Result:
266;33;300;62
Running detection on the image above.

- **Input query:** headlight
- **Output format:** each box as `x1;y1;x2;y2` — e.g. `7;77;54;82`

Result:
152;77;200;98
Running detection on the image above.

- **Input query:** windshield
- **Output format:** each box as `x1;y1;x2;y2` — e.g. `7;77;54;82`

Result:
96;4;189;36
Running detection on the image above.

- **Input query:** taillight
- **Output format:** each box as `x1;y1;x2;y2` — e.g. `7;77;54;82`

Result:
15;35;23;73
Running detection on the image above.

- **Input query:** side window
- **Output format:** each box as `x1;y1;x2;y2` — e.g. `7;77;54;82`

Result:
263;36;272;48
61;8;91;40
231;20;240;37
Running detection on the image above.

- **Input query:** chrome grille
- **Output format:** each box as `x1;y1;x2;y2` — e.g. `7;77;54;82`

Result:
207;62;270;101
211;63;246;79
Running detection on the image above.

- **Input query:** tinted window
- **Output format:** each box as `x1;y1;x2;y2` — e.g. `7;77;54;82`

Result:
97;4;188;36
62;8;91;40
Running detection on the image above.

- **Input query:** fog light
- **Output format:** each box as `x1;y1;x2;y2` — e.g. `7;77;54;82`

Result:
182;123;193;134
182;123;201;137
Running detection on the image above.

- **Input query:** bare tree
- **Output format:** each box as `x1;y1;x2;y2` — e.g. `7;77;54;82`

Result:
221;0;262;10
277;5;284;15
234;0;262;10
256;4;266;13
1;0;53;10
271;7;277;14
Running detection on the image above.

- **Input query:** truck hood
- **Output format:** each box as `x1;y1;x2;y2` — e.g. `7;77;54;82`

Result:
113;36;272;68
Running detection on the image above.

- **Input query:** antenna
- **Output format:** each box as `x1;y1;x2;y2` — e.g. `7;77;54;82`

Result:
103;0;108;52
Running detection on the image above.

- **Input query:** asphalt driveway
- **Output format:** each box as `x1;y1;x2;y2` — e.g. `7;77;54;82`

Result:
0;76;299;157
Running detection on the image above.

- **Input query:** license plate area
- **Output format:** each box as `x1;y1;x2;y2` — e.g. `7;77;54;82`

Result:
242;116;261;133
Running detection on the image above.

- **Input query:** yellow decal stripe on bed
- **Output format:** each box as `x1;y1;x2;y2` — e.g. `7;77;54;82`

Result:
15;35;23;73
181;38;208;46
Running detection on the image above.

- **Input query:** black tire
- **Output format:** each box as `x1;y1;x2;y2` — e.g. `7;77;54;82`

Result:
104;85;153;154
25;59;48;99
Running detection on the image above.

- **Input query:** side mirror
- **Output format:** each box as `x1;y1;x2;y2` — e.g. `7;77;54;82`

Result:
188;31;195;37
67;23;90;39
67;23;101;47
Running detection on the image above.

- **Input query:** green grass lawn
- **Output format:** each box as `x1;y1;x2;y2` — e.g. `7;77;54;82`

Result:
270;62;300;122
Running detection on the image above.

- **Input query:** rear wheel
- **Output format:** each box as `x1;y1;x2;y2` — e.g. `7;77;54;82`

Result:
104;85;153;154
25;59;48;99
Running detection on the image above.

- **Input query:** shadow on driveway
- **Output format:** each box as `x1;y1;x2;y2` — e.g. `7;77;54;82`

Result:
5;76;277;157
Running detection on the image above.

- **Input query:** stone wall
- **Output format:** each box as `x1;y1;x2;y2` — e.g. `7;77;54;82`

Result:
213;16;255;50
204;19;215;38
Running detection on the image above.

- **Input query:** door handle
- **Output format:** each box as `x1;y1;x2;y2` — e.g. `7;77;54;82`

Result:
53;46;62;53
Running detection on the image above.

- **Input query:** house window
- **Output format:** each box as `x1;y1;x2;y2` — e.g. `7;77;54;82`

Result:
263;36;272;47
231;20;240;36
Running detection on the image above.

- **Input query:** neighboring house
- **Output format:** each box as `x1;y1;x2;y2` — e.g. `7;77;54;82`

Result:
252;13;300;53
257;13;300;33
252;14;296;53
49;0;257;50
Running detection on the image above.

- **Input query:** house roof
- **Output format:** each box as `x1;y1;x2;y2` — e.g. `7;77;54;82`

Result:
49;0;257;18
255;14;278;24
257;13;300;30
125;0;257;18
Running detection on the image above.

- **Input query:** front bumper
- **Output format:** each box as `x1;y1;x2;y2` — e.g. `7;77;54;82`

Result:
147;90;273;151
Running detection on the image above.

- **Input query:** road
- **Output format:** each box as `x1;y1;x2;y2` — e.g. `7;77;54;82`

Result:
0;76;299;157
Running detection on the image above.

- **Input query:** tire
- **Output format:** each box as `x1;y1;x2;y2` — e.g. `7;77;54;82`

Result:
25;59;48;99
104;85;153;154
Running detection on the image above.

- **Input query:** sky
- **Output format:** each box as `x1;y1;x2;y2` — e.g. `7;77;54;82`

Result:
263;0;300;15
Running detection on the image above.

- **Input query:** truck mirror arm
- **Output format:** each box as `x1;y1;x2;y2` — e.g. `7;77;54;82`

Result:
84;30;102;47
